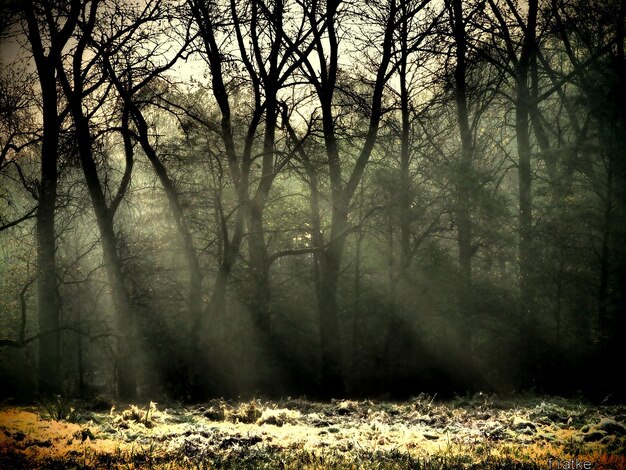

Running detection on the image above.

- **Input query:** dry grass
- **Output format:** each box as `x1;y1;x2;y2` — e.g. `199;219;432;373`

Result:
0;395;624;469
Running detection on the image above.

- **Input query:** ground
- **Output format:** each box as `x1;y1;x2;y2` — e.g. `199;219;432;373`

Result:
0;394;625;469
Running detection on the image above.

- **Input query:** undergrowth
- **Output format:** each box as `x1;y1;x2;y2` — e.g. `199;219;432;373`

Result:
38;395;81;423
0;446;545;469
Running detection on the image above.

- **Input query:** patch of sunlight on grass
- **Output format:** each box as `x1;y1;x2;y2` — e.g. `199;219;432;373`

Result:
1;395;624;468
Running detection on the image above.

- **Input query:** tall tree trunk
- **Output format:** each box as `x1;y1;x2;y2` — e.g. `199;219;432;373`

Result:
318;82;349;393
23;0;76;395
317;226;348;397
318;96;346;396
450;0;475;355
247;90;277;338
515;76;535;370
383;211;399;368
312;0;396;396
598;169;612;341
285;116;326;392
189;0;260;395
515;0;538;381
614;0;626;351
399;0;411;266
35;69;62;395
74;115;137;398
244;0;285;389
129;104;203;355
59;48;137;396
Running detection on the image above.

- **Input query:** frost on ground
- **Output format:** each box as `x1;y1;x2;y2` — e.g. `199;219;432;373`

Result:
0;394;625;469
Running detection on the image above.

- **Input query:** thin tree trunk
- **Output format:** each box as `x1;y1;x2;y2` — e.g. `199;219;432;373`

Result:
247;90;277;339
399;1;411;266
514;0;538;380
129;105;203;355
76;132;137;398
614;0;626;340
383;211;398;368
317;99;347;396
450;0;475;355
60;62;137;398
312;0;396;397
243;0;285;387
598;162;613;340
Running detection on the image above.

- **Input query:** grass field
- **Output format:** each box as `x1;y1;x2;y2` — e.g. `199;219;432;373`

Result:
1;394;624;469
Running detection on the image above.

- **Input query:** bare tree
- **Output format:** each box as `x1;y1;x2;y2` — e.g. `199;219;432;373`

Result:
23;0;80;395
53;0;140;398
285;0;400;395
445;0;476;358
94;2;201;393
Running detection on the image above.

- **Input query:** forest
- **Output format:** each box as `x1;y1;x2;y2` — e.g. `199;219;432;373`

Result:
0;0;625;467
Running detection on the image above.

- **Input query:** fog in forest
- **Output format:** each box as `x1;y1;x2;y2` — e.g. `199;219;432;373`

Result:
1;0;625;405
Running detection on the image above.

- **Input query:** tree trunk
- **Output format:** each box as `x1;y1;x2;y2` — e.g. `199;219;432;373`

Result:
247;91;277;339
383;211;399;369
450;0;475;355
129;105;203;354
312;0;396;396
515;76;535;369
36;68;62;395
191;206;245;397
514;0;538;381
23;1;69;395
399;1;411;266
614;0;626;349
67;94;137;399
245;0;283;339
190;0;266;395
247;204;271;332
317;237;346;397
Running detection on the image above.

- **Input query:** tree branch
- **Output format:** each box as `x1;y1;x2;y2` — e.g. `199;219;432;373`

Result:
0;206;38;232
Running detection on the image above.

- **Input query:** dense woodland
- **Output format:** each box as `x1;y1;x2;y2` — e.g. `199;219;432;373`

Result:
0;0;625;402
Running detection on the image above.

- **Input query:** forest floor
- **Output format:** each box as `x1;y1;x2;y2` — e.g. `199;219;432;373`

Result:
0;394;625;469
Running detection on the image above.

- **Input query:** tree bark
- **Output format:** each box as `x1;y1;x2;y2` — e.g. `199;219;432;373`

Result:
35;69;62;395
56;9;137;396
597;163;613;340
450;0;475;354
245;0;283;340
73;112;137;398
129;104;203;348
399;0;411;266
307;0;397;397
188;1;251;394
514;0;539;379
23;0;79;395
247;90;277;339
